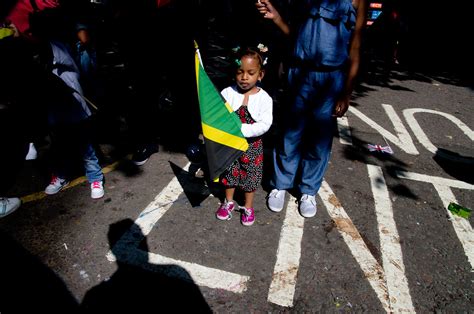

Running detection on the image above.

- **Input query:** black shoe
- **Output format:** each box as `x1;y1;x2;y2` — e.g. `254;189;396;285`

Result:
132;144;159;166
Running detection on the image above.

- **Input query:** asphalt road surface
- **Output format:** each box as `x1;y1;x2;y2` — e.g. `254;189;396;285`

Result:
1;45;473;312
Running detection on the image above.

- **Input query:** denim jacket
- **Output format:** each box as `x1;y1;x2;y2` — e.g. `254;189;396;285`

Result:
292;0;356;68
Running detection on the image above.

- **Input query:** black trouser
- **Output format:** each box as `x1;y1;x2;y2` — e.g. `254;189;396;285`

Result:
0;107;29;195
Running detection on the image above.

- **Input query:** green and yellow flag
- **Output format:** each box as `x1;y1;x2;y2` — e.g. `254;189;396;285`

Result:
195;43;248;180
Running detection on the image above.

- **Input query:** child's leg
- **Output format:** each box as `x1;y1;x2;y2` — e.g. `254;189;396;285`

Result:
216;187;236;221
225;187;236;202
244;191;254;209
241;190;256;226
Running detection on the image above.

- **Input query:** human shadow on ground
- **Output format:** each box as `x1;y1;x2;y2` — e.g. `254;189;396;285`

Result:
80;219;211;313
0;229;79;313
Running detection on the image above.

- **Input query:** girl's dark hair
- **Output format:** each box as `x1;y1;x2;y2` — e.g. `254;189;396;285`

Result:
232;45;269;69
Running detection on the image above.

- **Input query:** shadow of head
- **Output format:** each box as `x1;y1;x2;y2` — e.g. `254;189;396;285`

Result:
81;219;212;312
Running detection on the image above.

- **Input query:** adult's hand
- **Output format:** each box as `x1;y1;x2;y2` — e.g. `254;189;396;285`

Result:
256;0;279;21
333;95;350;118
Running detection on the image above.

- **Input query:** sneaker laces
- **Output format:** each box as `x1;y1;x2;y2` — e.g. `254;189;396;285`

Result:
92;181;102;189
243;207;253;217
219;201;234;218
269;189;283;198
301;194;316;204
50;176;60;185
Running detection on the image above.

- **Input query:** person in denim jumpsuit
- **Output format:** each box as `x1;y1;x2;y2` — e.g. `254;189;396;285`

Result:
256;0;367;218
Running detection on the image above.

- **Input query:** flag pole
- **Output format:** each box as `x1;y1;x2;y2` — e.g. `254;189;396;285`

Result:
194;41;204;70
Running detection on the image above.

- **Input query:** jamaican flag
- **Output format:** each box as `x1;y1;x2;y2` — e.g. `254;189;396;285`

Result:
195;44;248;180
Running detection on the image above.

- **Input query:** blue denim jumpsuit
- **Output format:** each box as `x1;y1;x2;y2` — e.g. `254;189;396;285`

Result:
272;0;356;195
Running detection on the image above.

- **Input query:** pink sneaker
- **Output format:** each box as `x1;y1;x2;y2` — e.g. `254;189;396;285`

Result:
241;207;255;226
216;200;235;220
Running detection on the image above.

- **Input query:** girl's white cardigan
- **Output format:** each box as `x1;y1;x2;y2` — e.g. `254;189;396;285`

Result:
221;86;273;138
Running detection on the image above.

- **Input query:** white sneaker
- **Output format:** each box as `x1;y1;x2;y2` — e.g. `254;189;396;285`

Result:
267;189;286;212
0;197;21;218
91;181;104;199
25;142;38;160
45;176;69;195
299;194;317;218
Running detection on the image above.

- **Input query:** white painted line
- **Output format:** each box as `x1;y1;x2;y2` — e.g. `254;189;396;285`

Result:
395;170;474;190
395;170;474;269
147;252;249;293
267;196;305;307
368;165;415;312
403;108;474;163
107;162;250;293
349;104;419;155
337;116;353;145
319;180;391;312
135;174;187;236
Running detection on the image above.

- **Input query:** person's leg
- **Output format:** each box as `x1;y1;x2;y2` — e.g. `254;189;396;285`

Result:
244;191;254;209
296;70;344;218
271;68;312;191
0;106;26;217
0;122;26;195
216;160;239;221
45;125;77;195
268;68;313;212
83;144;104;183
117;13;160;165
48;126;74;181
224;188;236;203
239;140;261;225
241;191;255;226
298;70;344;196
216;187;236;221
83;143;104;199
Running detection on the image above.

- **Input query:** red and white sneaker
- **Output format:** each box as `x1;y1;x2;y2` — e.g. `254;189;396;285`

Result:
45;176;69;195
91;181;104;199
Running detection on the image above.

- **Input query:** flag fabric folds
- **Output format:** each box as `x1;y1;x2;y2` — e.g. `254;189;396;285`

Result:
195;45;248;180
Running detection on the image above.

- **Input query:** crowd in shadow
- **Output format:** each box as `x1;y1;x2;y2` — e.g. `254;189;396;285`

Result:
362;0;474;89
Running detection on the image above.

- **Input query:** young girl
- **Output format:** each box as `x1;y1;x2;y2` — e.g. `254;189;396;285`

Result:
216;47;273;226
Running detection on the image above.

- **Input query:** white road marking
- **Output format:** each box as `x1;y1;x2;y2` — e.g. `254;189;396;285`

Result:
395;170;474;269
319;180;391;312
107;162;250;293
337;116;353;145
403;108;474;163
349;104;419;155
147;252;249;293
102;142;473;306
368;165;415;312
267;196;305;307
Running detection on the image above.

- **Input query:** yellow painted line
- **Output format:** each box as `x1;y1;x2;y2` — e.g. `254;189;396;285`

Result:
21;158;124;204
